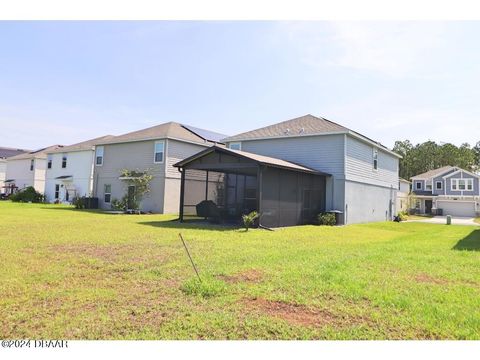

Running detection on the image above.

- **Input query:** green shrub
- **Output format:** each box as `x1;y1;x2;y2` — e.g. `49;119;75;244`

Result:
10;187;44;203
111;196;128;211
73;196;85;209
317;212;337;226
181;277;226;298
397;211;408;221
242;211;259;231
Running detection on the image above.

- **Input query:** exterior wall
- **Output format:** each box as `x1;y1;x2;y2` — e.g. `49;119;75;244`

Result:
0;159;6;194
229;134;346;212
345;180;396;224
45;150;95;203
5;158;34;190
93;138;208;213
33;158;47;193
399;181;410;194
345;136;399;189
412;179;424;192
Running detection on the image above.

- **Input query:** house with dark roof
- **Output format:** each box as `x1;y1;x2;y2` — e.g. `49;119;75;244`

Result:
171;114;401;226
92;122;227;213
410;166;480;217
5;145;64;194
44;135;114;203
0;147;30;195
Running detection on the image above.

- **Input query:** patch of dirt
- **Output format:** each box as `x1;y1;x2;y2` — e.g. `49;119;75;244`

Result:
414;273;449;285
243;297;374;329
217;269;264;284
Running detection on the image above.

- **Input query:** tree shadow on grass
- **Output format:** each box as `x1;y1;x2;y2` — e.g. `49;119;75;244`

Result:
452;229;480;251
138;219;239;232
39;207;113;214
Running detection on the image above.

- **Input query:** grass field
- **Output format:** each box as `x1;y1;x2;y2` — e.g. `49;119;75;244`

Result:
1;202;479;340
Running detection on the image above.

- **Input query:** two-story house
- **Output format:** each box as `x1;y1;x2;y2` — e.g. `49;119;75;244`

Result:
5;145;64;194
44;135;114;203
411;166;480;217
93;122;227;213
175;114;400;226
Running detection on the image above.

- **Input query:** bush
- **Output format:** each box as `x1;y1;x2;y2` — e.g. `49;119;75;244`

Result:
317;212;337;226
394;211;408;222
242;211;259;231
10;187;44;203
73;196;85;209
111;196;128;211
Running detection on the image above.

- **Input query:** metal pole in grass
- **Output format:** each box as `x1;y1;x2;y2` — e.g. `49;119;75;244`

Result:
179;233;202;283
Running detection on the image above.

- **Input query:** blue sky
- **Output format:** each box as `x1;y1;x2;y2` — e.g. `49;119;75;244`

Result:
1;21;480;150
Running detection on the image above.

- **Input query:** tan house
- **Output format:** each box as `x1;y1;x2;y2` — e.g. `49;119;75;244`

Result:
93;122;226;213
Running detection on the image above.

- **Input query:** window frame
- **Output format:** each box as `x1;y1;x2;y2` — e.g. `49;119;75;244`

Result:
415;181;422;190
104;184;112;203
154;140;165;164
372;148;378;171
61;154;67;169
228;142;242;151
30;159;34;171
54;184;60;199
435;181;443;190
95;146;104;166
451;178;473;191
47;155;52;169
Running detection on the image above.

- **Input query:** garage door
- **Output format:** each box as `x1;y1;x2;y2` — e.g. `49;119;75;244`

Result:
437;200;476;217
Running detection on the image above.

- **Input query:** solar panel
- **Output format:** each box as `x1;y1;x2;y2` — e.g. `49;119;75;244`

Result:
181;124;228;143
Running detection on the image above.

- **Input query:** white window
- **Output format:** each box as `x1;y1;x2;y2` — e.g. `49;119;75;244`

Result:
229;142;241;151
373;148;378;170
154;140;165;163
426;184;432;190
61;154;67;168
451;178;473;191
436;181;442;190
47;155;52;169
95;146;104;166
104;184;111;203
416;182;422;190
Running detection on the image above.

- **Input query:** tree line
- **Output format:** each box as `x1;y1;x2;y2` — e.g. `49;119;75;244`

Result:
392;140;480;180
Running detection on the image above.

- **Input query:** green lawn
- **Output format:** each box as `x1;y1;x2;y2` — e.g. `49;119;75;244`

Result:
1;202;479;340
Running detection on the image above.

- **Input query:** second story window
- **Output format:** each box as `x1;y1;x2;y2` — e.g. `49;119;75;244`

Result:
436;181;442;190
47;155;52;169
30;159;34;171
62;154;67;168
373;148;378;170
154;140;165;163
229;142;241;151
95;146;104;166
416;182;422;190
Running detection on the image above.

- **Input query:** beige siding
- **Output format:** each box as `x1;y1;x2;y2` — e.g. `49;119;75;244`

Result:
165;139;209;179
345;136;398;189
5;158;35;190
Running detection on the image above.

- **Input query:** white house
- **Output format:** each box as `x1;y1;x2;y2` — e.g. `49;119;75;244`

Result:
44;135;113;203
5;145;64;194
0;147;29;195
397;178;411;212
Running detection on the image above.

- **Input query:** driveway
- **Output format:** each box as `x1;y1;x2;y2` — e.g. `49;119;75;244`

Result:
408;216;479;226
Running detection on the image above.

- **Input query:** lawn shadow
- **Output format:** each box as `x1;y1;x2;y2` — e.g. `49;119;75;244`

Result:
138;219;239;232
452;229;480;251
40;207;111;214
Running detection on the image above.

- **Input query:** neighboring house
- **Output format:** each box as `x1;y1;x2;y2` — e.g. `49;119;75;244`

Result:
397;178;411;212
93;122;227;213
44;135;114;203
0;147;30;195
211;114;401;225
410;166;480;217
5;145;64;194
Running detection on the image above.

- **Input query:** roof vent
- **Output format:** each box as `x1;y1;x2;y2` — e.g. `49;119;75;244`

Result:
284;128;290;135
299;127;305;134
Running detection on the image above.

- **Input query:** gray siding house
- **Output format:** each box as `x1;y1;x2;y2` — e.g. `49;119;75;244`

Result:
222;114;401;225
93;122;226;213
411;166;480;217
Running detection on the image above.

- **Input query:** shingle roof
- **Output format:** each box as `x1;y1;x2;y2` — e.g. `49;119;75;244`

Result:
47;135;115;154
0;147;30;159
223;114;348;142
222;114;398;157
97;122;227;146
410;166;456;180
7;145;64;161
174;145;330;176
